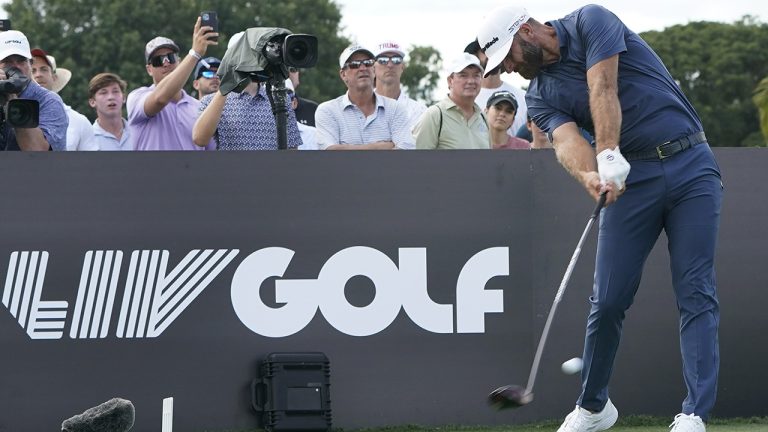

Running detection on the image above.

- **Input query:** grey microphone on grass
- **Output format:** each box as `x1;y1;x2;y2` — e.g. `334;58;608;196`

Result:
61;398;135;432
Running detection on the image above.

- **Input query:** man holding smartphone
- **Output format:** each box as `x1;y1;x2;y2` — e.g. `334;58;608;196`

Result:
127;16;218;150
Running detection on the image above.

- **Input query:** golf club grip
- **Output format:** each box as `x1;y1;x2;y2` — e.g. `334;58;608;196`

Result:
593;193;607;218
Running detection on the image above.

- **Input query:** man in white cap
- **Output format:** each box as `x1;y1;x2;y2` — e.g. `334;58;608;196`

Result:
477;6;721;432
315;44;413;150
0;30;67;151
371;39;426;131
412;53;488;149
464;39;527;137
30;48;97;151
127;17;218;150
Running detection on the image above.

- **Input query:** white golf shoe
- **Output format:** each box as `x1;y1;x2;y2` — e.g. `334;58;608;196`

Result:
669;413;706;432
557;399;618;432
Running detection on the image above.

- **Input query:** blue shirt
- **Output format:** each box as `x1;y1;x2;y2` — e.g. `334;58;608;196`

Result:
199;85;302;150
315;92;414;150
526;5;703;153
1;81;68;151
91;118;133;151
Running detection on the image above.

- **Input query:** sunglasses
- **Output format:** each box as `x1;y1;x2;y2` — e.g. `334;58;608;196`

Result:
199;70;217;79
376;56;404;65
148;53;178;67
344;59;375;70
288;67;299;73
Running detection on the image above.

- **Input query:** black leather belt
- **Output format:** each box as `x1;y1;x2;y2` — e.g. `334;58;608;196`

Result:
622;132;707;162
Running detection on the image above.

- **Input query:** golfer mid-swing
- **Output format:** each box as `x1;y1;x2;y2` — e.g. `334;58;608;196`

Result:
478;5;722;432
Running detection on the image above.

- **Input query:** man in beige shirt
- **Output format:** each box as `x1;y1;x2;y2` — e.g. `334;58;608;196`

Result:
413;53;489;149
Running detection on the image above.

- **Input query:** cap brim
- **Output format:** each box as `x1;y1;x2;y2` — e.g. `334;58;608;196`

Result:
51;68;72;93
483;37;513;78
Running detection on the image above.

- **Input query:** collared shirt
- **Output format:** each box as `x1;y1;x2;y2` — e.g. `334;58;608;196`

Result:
0;81;68;151
199;85;302;150
127;85;214;151
413;97;489;150
315;92;414;150
526;5;703;153
65;105;97;151
91;118;133;151
374;89;427;132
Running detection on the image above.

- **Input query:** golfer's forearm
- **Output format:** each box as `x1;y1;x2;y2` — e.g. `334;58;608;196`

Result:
587;55;622;153
552;123;597;186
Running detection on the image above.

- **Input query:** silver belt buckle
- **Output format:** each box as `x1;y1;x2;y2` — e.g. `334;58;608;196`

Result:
657;141;671;159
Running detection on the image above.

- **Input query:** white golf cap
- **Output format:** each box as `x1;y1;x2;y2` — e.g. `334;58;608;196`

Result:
0;30;32;61
448;52;484;74
477;6;530;78
338;44;374;69
372;39;406;58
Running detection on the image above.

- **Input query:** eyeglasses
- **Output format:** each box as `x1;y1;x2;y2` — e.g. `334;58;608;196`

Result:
344;59;375;70
199;70;217;79
376;56;403;65
148;53;178;67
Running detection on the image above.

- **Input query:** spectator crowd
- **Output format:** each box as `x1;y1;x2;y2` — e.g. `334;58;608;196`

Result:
0;18;551;152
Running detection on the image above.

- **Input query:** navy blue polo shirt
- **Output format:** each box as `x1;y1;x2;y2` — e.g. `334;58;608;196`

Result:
526;5;703;153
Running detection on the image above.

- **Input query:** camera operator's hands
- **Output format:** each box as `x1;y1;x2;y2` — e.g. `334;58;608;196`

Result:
191;16;218;57
0;69;19;100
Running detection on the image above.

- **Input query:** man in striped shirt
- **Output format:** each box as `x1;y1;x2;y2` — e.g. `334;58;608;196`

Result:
315;44;414;150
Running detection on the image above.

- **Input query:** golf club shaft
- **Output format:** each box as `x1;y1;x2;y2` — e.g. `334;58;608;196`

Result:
524;193;606;395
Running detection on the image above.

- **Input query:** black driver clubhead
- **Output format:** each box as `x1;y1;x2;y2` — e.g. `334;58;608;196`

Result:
488;385;534;409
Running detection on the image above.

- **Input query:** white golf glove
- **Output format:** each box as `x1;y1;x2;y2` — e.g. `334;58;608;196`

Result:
596;147;631;190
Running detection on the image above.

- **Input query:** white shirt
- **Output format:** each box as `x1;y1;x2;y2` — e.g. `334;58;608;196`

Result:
65;105;98;151
476;83;528;137
297;123;319;150
375;90;427;132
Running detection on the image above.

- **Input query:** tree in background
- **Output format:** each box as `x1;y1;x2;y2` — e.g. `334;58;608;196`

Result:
402;45;442;106
753;76;768;145
641;17;768;147
5;0;350;120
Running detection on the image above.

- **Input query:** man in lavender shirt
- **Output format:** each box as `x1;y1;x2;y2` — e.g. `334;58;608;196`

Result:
127;17;218;150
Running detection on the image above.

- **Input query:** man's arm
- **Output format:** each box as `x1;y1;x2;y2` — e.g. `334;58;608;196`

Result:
143;17;216;117
14;128;50;151
326;141;395;150
587;54;621;154
192;92;225;147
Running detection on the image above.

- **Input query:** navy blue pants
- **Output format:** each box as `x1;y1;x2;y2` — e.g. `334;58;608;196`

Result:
576;143;722;420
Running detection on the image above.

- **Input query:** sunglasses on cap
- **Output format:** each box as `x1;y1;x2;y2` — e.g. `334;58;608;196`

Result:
344;59;375;70
376;55;403;65
148;53;178;67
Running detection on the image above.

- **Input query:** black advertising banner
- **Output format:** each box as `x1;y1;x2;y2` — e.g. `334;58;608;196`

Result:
0;150;765;431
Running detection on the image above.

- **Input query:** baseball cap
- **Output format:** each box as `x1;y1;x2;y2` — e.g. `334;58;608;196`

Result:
144;36;180;63
477;6;530;78
372;40;406;58
0;30;32;61
193;56;221;79
448;53;484;74
30;48;72;93
338;44;374;69
486;90;519;111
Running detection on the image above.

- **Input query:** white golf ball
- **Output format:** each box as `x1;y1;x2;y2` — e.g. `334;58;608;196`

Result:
561;357;583;375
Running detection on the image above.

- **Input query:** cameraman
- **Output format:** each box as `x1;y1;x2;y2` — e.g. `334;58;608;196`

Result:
0;30;67;151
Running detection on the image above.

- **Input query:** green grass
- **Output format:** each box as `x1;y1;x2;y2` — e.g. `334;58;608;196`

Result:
342;417;768;432
209;417;768;432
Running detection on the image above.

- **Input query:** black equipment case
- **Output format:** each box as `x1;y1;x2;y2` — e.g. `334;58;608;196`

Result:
252;352;332;432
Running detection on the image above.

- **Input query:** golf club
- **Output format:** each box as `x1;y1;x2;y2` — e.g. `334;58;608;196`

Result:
489;193;607;409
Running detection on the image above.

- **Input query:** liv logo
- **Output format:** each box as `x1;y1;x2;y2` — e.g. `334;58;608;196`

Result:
2;250;240;340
